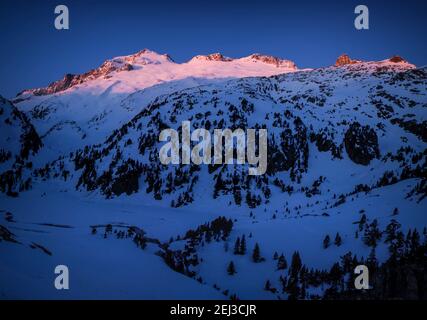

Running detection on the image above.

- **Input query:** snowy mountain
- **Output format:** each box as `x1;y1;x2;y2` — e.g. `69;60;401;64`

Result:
0;96;42;196
13;49;298;160
1;52;426;300
41;55;426;206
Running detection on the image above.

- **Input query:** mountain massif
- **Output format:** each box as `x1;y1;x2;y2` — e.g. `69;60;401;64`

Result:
0;50;426;299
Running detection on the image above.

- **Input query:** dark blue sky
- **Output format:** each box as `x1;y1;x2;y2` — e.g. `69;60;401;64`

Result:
1;0;426;98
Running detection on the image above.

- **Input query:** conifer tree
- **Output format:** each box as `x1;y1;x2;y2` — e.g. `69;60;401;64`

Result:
277;254;288;270
286;276;300;300
385;219;401;243
240;234;246;255
334;233;342;247
106;224;113;234
205;231;212;243
279;275;287;293
366;247;378;273
363;219;382;247
227;261;236;275
233;237;241;255
252;243;261;263
289;251;302;278
323;235;331;249
329;262;342;289
264;280;271;291
410;229;420;251
359;214;367;231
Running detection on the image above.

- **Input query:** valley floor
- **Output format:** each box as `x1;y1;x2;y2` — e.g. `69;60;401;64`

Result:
0;179;426;299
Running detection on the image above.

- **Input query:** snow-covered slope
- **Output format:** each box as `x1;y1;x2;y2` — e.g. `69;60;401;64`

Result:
0;188;225;299
1;53;426;300
41;56;425;207
0;96;42;195
13;49;298;159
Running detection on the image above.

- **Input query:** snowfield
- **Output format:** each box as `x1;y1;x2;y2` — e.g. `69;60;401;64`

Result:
0;178;425;299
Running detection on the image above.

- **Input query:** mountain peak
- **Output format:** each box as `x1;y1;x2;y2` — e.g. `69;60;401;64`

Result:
388;55;406;63
134;48;173;60
335;54;360;67
245;53;297;69
190;53;233;62
17;49;176;97
334;54;415;71
114;48;175;65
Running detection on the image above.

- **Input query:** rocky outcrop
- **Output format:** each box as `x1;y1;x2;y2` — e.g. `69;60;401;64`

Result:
248;54;297;69
335;54;359;67
389;55;405;63
21;60;133;96
191;53;233;62
344;122;380;165
121;48;174;64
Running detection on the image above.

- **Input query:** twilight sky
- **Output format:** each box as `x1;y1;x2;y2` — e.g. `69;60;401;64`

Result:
1;0;426;98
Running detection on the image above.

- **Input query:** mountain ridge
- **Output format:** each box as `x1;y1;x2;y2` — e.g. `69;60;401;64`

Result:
15;50;416;99
16;49;299;98
13;61;425;211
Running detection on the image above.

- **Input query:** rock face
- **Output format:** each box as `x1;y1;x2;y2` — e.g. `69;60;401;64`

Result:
389;55;405;63
344;122;380;165
191;53;233;62
249;54;297;69
22;60;134;96
335;54;358;67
